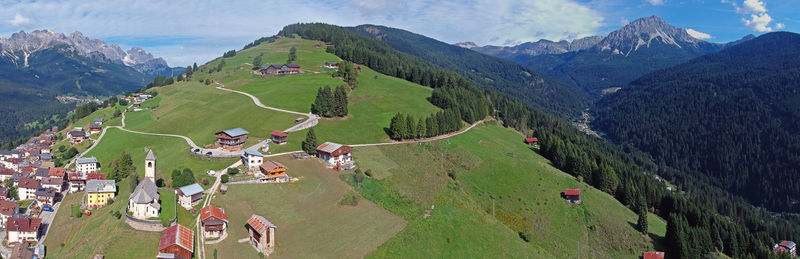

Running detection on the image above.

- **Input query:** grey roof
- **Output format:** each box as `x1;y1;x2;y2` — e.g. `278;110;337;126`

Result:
130;178;159;204
35;188;57;197
76;157;98;164
243;149;263;157
150;201;161;210
219;128;248;137
86;180;116;193
69;130;86;137
35;168;50;177
146;150;156;161
94;118;103;123
178;183;204;197
286;63;301;68
317;142;347;153
89;123;100;128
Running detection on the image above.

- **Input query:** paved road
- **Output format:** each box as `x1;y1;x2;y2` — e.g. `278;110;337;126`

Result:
37;199;62;245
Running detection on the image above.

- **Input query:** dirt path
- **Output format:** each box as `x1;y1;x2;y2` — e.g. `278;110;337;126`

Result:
214;82;319;133
350;119;485;147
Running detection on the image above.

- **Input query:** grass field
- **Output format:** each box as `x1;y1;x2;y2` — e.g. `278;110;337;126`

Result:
206;156;406;258
122;81;299;148
155;190;176;221
349;123;660;258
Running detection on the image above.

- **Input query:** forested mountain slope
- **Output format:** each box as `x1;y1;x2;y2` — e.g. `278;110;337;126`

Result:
594;31;800;213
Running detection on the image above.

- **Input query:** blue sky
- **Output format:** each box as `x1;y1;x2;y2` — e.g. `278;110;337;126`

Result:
1;0;796;66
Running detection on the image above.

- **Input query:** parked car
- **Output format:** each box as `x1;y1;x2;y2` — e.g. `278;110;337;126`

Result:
42;205;54;212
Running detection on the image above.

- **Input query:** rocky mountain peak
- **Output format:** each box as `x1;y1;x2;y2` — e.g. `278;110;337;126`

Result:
597;16;702;55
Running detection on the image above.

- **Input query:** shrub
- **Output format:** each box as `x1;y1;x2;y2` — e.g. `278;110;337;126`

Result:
227;168;239;175
221;175;229;183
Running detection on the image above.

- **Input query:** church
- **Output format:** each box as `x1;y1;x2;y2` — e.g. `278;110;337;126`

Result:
128;149;161;219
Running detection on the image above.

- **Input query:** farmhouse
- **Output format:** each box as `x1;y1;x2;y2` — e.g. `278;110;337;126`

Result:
271;130;288;145
129;178;160;219
68;130;86;145
0;200;19;225
258;64;301;76
200;205;228;239
259;160;288;182
89;123;101;134
643;251;665;259
76;157;99;174
524;137;538;146
6;217;41;244
316;142;354;170
157;224;194;259
246;214;276;255
86;179;116;209
18;178;39;201
176;183;203;210
324;61;339;68
215;128;248;151
242;149;264;172
564;189;581;204
774;241;797;257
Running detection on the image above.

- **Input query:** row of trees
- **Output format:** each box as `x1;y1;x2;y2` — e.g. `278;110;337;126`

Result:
147;75;175;89
388;109;462;140
311;86;348;117
333;61;358;89
222;49;236;58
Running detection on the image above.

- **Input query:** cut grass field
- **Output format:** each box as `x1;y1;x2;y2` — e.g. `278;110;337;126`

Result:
122;81;299;148
206;156;406;258
349;122;661;258
155;190;176;222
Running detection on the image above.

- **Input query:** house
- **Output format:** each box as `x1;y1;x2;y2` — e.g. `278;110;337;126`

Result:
86;180;116;209
200;205;228;239
294;117;304;124
258;64;301;76
6;217;41;244
259;160;288;182
286;63;301;74
242;149;264;172
94;118;103;125
215;128;248;151
12;172;31;186
324;61;339;69
524;137;538;146
35;188;57;205
0;168;14;182
220;184;227;195
314;43;323;48
68;130;86;145
325;42;334;47
246;214;276;255
34;168;49;180
48;167;67;179
0;200;19;225
316;142;354;170
0;187;9;200
89;123;102;134
128;178;160;219
774;241;797;257
69;172;105;192
643;251;665;259
76;157;99;174
271;130;288;145
40;153;52;162
259;64;282;75
157;224;194;259
10;242;34;259
18;178;40;200
41;177;63;191
564;189;581;203
176;183;203;210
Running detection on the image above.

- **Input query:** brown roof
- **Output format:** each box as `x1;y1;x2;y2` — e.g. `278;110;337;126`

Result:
10;243;33;259
0;200;17;216
259;160;286;172
200;205;228;223
42;177;63;186
18;178;39;189
246;214;276;234
48;167;67;177
6;218;41;232
271;130;287;137
158;224;194;253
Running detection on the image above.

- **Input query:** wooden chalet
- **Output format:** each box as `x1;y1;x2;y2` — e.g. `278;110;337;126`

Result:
316;142;354;170
564;189;581;204
200;205;228;239
324;61;339;68
314;43;323;48
176;183;204;210
68;130;86;145
259;160;288;182
157;224;194;259
89;123;101;134
774;241;797;257
246;214;276;255
259;64;300;76
271;130;288;145
524;137;538;146
215;128;248;151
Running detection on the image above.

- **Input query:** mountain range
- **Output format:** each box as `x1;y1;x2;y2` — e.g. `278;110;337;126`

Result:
466;16;755;97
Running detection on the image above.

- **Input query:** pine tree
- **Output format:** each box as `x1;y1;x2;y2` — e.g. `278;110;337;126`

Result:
416;118;426;139
288;47;297;63
425;116;437;137
334;85;348;117
322;86;334;117
302;128;318;155
193;62;198;72
637;204;648;234
390;113;406;140
405;114;416;139
253;55;263;69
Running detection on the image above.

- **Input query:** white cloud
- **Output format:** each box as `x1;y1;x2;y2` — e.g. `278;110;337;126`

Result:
686;28;712;39
743;13;774;32
7;13;31;27
776;22;786;30
646;0;665;5
737;0;767;14
620;17;630;26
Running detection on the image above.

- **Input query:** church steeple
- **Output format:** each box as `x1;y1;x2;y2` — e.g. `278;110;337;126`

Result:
145;149;156;182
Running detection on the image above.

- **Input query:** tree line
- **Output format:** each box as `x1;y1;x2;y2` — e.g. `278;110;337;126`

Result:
388;109;462;140
311;85;348;118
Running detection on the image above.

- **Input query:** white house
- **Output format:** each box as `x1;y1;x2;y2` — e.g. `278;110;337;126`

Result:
177;183;204;210
76;157;99;174
0;200;19;226
128;178;160;219
315;142;354;169
17;178;39;201
242;149;264;172
6;217;41;244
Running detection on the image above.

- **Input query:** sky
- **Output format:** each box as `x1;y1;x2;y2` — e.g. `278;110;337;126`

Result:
1;0;796;66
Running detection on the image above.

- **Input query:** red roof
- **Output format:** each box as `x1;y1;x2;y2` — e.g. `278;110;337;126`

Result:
6;217;41;232
564;189;581;196
643;251;665;259
20;167;34;173
246;214;276;234
48;167;67;177
18;178;40;189
271;130;288;137
87;173;106;180
0;200;17;216
0;169;13;176
525;137;538;143
200;205;228;223
158;224;194;253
